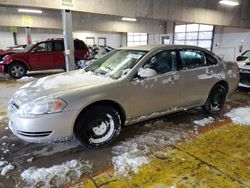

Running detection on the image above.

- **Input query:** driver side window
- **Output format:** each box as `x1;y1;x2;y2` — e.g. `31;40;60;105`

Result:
143;50;177;74
35;42;52;52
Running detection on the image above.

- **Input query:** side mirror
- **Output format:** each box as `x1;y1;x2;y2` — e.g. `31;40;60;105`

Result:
31;48;37;53
236;56;248;62
236;56;241;61
137;68;157;78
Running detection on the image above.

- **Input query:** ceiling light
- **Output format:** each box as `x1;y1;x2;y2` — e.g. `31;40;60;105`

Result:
18;9;43;14
219;0;239;6
121;17;137;22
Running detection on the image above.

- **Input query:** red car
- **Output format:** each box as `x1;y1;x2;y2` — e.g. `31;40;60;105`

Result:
0;38;89;78
0;44;27;61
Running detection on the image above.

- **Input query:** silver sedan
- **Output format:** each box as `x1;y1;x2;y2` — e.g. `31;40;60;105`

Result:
8;45;239;148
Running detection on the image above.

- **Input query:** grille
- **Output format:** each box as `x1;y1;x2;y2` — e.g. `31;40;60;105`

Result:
17;130;52;137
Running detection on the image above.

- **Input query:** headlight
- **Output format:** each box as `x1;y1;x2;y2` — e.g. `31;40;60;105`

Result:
16;97;67;117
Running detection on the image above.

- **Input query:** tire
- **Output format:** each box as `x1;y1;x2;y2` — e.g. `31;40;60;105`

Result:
8;62;27;79
74;105;121;149
203;84;227;113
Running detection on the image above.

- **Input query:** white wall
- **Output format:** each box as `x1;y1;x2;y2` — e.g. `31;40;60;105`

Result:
16;28;63;45
148;34;161;44
0;31;14;50
0;27;63;49
73;32;123;48
213;26;250;62
0;28;124;49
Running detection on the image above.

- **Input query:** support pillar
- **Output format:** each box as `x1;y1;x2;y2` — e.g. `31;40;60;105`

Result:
13;32;17;45
25;27;32;45
62;9;75;71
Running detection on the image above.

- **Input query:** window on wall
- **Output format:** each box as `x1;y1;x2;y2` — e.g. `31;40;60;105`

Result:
174;24;214;51
86;37;95;46
127;33;148;47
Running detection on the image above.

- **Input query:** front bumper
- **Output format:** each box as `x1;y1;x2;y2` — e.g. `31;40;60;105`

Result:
0;64;6;73
239;69;250;87
8;109;78;143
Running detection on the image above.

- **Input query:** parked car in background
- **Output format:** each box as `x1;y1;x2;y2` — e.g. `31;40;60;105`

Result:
0;38;89;78
236;50;250;88
0;44;27;61
80;45;115;68
100;45;115;53
88;45;115;60
8;45;239;148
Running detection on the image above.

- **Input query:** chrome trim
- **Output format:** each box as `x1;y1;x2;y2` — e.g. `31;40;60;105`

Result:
17;130;52;137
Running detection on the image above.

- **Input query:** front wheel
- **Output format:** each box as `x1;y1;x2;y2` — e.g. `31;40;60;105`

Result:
203;84;227;113
74;105;121;149
8;63;27;79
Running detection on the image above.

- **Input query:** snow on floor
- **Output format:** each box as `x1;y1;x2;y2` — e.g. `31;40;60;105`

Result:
225;107;250;125
1;136;8;139
193;117;215;127
16;76;36;82
0;160;15;176
21;160;92;187
112;120;188;177
0;115;7;122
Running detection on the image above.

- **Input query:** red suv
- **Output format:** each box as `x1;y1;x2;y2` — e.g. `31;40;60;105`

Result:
0;38;89;78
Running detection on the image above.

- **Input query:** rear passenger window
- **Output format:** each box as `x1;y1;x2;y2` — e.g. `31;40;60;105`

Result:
74;41;87;51
204;53;218;66
53;41;65;51
179;50;206;70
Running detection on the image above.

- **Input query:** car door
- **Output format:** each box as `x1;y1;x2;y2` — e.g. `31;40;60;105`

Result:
179;49;214;107
53;40;65;68
129;50;181;118
28;42;54;70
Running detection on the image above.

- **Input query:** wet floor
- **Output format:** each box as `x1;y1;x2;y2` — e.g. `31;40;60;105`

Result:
0;72;249;187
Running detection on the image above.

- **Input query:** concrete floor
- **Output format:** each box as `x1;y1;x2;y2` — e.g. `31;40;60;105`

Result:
73;123;250;188
0;71;249;187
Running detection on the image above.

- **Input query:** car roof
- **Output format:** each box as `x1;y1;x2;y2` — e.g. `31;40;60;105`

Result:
119;44;212;53
34;38;82;44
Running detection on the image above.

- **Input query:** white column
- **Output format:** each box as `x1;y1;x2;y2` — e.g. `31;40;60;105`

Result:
62;9;75;71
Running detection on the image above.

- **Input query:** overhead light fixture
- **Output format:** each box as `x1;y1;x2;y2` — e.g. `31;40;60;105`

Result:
18;8;43;14
219;0;239;6
121;17;137;22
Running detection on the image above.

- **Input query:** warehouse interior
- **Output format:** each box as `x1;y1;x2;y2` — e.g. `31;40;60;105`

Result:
0;0;249;187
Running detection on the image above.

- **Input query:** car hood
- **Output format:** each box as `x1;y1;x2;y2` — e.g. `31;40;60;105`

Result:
12;70;113;107
237;59;250;70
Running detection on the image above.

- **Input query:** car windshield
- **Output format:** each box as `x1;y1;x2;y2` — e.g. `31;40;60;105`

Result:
23;43;36;52
242;51;250;58
85;49;147;79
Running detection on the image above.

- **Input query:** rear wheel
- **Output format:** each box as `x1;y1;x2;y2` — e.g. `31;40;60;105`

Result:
203;84;227;113
74;105;121;149
8;62;27;79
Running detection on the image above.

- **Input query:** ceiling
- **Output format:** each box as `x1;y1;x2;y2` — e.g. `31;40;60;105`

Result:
0;0;249;28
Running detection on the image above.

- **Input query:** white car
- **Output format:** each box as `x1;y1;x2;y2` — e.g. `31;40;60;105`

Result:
8;45;239;149
236;50;250;88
